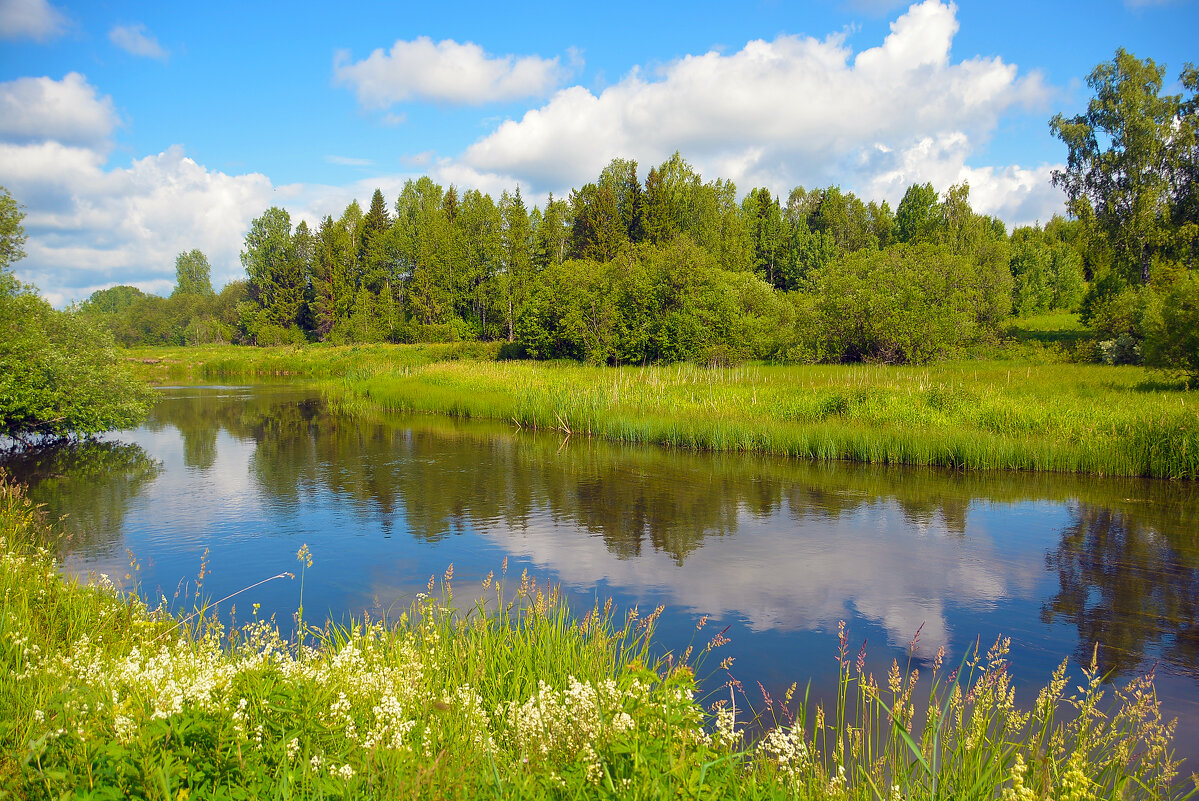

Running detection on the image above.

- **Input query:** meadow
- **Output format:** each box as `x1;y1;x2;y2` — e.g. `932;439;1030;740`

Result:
0;474;1189;799
123;333;1199;480
334;359;1199;480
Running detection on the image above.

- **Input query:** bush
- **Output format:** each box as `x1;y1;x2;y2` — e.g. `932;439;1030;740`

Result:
1145;272;1199;381
0;273;154;442
812;243;976;363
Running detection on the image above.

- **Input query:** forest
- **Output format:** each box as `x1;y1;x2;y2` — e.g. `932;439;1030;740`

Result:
53;49;1196;376
78;161;1084;366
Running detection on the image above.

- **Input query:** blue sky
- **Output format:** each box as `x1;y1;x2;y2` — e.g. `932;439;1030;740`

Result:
1;0;1195;304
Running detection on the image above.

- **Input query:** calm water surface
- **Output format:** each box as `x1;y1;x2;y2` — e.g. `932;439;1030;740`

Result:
6;384;1199;761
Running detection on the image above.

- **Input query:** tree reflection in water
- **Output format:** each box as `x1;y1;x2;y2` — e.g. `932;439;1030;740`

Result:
1;440;160;556
7;385;1199;685
1043;504;1199;679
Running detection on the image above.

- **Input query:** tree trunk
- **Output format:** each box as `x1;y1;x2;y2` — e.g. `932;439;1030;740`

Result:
1141;242;1151;284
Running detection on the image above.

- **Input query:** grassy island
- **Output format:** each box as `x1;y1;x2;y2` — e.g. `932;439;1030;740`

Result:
125;342;1199;480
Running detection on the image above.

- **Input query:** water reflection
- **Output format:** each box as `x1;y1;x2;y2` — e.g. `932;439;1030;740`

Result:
3;440;160;555
1043;504;1199;678
5;385;1199;752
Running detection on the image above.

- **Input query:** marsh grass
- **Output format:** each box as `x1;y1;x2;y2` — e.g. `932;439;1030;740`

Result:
122;341;1197;478
2;473;1194;799
124;341;500;384
335;360;1199;479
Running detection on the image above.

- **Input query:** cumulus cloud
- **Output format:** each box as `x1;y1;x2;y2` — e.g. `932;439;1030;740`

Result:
0;73;119;147
864;133;1063;226
2;142;274;304
108;23;169;61
0;0;68;41
0;74;274;305
458;0;1059;225
334;36;573;107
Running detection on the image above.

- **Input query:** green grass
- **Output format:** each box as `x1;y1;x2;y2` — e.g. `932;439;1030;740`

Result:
334;359;1199;479
1;472;1190;799
999;312;1092;361
123;341;501;384
122;339;1199;478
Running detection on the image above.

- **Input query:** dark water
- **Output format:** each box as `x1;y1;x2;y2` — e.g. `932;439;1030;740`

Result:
6;384;1199;762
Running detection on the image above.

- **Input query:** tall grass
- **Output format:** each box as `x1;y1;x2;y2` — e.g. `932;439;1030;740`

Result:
334;360;1199;479
1;472;1192;799
121;341;1197;478
123;341;500;384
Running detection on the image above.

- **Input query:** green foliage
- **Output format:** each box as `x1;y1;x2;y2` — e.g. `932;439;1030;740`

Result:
895;182;939;244
812;243;976;364
241;206;306;331
82;284;146;315
1051;49;1197;284
0;186;26;271
172;249;215;297
0;281;154;442
0;197;154;442
515;240;791;365
1145;272;1199;381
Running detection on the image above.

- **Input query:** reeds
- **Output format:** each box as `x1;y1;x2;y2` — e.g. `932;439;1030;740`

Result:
123;342;1197;478
334;360;1199;479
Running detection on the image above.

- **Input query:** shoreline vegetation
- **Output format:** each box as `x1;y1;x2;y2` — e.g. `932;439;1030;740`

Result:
1;475;1191;799
124;340;1199;480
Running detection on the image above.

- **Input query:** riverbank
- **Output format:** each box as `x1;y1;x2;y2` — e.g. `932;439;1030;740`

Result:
0;474;1187;799
123;343;1198;480
337;359;1199;479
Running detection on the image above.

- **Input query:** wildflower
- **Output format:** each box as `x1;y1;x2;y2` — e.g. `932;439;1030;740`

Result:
296;544;313;568
337;764;355;781
1001;753;1036;801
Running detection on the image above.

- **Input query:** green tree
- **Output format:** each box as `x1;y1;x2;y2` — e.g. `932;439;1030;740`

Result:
361;188;393;292
534;193;570;270
895;183;939;244
0;192;153;441
569;183;624;261
172;249;214;297
499;189;534;342
813;244;976;364
745;188;783;287
0;187;26;271
241;207;306;337
1009;235;1055;316
1051;50;1188;284
1144;273;1199;380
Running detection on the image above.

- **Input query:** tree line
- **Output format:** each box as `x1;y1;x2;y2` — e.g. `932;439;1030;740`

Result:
77;157;1092;365
56;49;1199;377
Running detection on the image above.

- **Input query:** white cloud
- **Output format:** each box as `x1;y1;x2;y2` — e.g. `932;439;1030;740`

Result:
0;73;275;305
456;0;1058;225
334;36;572;107
477;497;1039;651
3;142;274;305
0;0;68;41
108;23;169;61
864;133;1063;227
0;73;119;147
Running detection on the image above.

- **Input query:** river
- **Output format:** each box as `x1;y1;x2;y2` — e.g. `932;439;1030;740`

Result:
5;383;1199;762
